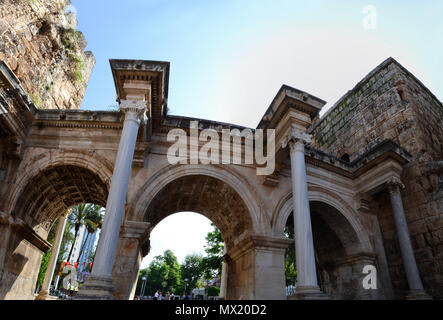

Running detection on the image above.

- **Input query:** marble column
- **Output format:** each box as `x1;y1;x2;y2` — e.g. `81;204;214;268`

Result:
76;100;146;299
35;213;67;300
282;128;327;299
387;178;432;300
219;246;228;299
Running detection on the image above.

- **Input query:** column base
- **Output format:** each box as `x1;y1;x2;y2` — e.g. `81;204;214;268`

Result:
289;286;329;300
74;275;115;300
405;290;433;300
35;290;58;300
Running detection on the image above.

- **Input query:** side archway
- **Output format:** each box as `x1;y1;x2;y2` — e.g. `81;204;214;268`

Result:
271;185;377;299
0;151;112;300
6;149;113;216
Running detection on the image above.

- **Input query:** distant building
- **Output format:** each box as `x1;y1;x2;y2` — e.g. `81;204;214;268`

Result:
66;225;100;272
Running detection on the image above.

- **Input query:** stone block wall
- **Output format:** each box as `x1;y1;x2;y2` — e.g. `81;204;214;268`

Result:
311;58;443;298
0;0;95;110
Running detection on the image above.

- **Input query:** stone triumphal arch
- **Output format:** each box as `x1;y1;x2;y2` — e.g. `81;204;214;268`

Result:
1;56;442;300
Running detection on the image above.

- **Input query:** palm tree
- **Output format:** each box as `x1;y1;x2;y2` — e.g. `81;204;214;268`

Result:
66;204;90;263
76;205;104;264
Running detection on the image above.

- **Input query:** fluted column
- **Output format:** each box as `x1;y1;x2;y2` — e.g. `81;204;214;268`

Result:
282;128;326;299
36;213;67;300
387;178;431;300
76;100;146;299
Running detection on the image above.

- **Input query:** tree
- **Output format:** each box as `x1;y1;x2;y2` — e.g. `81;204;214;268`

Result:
200;223;224;280
66;204;90;262
181;254;203;294
284;213;297;286
207;286;220;297
141;250;183;296
76;205;103;264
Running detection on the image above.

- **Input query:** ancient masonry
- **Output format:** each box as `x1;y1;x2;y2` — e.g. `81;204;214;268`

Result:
0;1;442;300
0;0;94;110
310;60;443;298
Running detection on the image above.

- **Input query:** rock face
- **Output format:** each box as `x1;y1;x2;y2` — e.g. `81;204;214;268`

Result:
0;0;95;110
311;57;443;299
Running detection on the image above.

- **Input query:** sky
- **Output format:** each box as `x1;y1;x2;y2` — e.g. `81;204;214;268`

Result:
69;1;442;268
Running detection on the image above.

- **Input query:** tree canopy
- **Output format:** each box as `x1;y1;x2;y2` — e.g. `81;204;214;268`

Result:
200;223;224;280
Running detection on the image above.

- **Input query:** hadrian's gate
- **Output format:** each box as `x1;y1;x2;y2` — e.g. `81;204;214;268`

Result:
0;57;442;300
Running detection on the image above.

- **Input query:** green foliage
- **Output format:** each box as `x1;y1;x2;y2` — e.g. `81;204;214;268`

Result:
138;250;183;296
135;225;226;298
61;28;82;52
200;223;224;280
37;250;51;287
61;27;85;83
29;93;44;109
181;254;203;294
284;213;297;286
66;204;102;263
76;205;104;263
36;214;75;288
69;53;84;83
207;286;220;297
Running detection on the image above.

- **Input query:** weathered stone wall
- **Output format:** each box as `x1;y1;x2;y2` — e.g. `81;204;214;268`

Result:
0;0;95;110
311;58;442;161
311;58;443;299
0;224;43;300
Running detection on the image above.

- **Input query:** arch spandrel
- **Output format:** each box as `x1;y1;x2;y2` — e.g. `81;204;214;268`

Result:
129;164;272;244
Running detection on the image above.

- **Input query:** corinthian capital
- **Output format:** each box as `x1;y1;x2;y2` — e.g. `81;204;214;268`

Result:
120;100;146;122
386;176;405;194
281;128;312;151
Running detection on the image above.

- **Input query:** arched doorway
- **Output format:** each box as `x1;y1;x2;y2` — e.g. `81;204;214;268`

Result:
0;164;109;299
275;193;380;300
136;211;222;300
119;165;287;300
143;175;253;300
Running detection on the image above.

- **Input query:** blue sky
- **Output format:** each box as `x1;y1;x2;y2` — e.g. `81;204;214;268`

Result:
70;1;442;268
73;0;442;127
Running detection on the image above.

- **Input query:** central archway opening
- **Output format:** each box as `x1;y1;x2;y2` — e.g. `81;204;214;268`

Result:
136;212;225;300
129;173;256;300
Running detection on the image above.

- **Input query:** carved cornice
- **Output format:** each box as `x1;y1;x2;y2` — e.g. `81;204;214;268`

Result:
0;213;52;252
37;121;123;130
119;220;151;240
227;235;293;261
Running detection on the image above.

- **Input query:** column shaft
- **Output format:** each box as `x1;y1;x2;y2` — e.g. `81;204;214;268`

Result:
91;108;143;278
289;141;319;289
76;100;146;300
36;214;67;300
389;187;424;291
